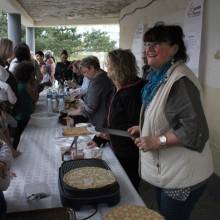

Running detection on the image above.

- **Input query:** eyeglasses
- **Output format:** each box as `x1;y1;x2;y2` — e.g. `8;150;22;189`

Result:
144;42;160;49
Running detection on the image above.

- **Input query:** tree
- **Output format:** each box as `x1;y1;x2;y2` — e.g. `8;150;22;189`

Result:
35;26;83;56
82;29;116;52
0;11;8;38
0;10;117;57
36;27;116;57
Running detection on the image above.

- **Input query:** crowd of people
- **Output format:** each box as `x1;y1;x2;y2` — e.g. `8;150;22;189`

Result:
0;23;213;220
0;41;84;218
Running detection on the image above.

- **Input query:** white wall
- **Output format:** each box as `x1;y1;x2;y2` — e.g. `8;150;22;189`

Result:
202;0;220;175
119;0;220;175
119;0;188;48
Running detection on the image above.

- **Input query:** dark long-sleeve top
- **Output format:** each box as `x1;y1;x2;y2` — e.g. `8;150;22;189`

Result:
108;78;146;158
165;76;209;152
54;61;72;81
81;70;113;129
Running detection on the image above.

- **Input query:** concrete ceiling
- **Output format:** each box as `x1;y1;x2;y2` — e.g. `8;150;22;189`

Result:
1;0;137;26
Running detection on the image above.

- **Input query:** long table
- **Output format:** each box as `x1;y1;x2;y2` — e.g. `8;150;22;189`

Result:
5;98;145;219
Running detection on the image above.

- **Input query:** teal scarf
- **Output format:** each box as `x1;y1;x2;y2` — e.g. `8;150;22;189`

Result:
141;61;171;109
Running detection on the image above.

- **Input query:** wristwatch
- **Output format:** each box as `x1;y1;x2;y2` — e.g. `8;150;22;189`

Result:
159;135;167;146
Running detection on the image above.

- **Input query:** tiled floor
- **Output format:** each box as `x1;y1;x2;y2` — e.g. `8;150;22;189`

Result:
191;190;220;220
139;177;220;220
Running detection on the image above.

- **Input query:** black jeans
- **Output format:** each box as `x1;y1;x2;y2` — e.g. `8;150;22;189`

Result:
156;184;206;220
0;191;6;220
117;156;140;192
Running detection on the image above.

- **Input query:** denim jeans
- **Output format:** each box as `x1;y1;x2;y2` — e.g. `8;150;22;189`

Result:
156;184;206;220
0;191;6;220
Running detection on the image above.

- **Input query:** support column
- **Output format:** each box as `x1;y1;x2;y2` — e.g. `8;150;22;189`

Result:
26;27;35;53
7;13;21;45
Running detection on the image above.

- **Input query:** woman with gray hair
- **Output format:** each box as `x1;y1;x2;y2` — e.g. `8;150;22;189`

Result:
69;55;113;129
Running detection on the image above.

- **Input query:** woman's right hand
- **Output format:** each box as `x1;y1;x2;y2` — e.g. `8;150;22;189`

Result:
128;126;140;139
97;132;110;140
87;141;98;148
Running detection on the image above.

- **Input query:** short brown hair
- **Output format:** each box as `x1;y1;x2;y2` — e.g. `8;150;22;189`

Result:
80;56;100;70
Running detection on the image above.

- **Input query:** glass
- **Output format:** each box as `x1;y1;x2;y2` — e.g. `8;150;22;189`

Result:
66;116;74;128
144;42;160;49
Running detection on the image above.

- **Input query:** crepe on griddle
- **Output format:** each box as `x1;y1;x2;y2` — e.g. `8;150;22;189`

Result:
63;167;116;189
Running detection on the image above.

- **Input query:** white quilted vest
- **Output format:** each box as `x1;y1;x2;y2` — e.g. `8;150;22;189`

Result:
140;61;213;188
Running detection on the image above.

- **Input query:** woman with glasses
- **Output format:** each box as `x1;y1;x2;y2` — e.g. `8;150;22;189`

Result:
128;24;213;220
69;55;113;129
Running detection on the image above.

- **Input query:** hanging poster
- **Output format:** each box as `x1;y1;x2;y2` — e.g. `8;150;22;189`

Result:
183;0;205;77
131;23;148;75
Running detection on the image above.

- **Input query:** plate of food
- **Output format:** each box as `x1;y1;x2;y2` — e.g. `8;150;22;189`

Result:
102;204;164;220
63;127;92;137
63;166;116;190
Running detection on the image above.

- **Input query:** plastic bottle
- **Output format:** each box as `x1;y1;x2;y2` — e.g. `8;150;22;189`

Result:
47;92;52;113
58;94;65;112
64;80;69;93
52;98;57;112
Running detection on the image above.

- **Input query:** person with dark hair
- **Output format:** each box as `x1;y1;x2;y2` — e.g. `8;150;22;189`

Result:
34;51;52;90
55;50;72;83
128;24;213;220
35;50;45;68
35;50;44;57
70;60;90;98
69;55;113;129
88;49;146;190
9;43;42;85
13;61;38;149
9;43;31;74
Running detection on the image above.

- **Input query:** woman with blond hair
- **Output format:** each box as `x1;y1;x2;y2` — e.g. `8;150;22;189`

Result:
0;38;17;100
0;38;20;158
88;49;146;190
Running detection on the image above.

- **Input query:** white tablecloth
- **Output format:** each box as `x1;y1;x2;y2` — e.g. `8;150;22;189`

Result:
5;98;145;219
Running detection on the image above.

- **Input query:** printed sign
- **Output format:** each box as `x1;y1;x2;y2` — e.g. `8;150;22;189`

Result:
184;0;205;77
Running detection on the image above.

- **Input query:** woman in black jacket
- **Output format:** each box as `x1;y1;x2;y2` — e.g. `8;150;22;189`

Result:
89;49;146;190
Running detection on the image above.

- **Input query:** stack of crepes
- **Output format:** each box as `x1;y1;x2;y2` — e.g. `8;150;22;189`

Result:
102;204;164;220
63;167;116;189
63;127;91;136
